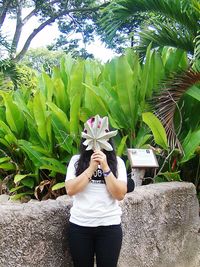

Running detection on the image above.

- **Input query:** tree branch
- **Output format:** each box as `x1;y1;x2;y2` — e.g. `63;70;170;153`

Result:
0;0;10;28
14;2;109;62
11;0;23;55
22;8;37;25
23;0;70;25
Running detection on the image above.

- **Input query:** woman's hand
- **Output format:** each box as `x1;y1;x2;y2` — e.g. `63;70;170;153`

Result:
91;150;109;172
92;150;127;200
89;152;99;173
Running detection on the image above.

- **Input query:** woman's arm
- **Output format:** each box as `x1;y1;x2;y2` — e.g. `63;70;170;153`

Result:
65;156;98;196
91;150;127;200
104;172;127;201
65;167;92;196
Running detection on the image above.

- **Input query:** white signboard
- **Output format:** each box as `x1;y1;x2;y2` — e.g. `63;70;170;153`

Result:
127;149;159;168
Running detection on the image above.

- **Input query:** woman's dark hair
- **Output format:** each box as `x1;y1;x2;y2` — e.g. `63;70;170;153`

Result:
75;138;118;177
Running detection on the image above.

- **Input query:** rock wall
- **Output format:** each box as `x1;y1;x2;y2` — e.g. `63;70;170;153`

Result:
0;182;199;267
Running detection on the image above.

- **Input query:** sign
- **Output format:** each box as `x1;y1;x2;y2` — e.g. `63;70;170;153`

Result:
127;149;159;168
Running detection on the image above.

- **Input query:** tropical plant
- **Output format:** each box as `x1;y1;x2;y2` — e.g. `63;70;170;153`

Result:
141;67;200;188
100;0;200;55
1;47;199;201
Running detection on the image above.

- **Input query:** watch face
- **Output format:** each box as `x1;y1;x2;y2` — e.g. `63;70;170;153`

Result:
91;168;105;184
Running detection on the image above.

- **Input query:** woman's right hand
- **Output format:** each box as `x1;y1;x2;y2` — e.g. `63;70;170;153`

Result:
89;152;99;173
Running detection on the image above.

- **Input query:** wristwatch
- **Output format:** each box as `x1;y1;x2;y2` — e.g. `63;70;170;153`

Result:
103;169;111;177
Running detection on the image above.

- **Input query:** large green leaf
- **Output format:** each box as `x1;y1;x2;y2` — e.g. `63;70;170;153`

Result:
18;140;47;168
53;77;68;113
33;91;47;142
0;92;24;136
39;72;54;102
186;85;200;101
0;120;18;144
70;93;81;138
40;157;66;174
68;60;85;101
115;54;140;128
181;128;200;163
142;112;168;149
117;135;128;156
47;102;70;132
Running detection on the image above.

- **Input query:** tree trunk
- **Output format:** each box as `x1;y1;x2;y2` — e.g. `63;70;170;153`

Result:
10;0;23;57
14;3;108;62
0;0;10;29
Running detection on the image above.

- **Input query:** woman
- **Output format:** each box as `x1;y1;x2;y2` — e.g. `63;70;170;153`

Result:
65;115;127;267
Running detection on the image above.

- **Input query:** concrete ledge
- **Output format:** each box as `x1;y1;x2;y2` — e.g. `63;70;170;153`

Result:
0;182;199;267
120;182;200;267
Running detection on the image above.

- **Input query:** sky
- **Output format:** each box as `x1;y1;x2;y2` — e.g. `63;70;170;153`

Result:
2;10;117;63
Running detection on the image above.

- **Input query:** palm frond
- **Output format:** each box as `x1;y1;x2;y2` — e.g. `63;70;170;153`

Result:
152;69;200;152
138;20;195;54
100;0;199;40
193;31;200;70
191;0;200;14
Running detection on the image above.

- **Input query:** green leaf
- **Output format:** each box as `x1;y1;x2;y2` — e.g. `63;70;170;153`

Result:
115;54;140;128
186;85;200;101
40;72;54;102
52;182;65;191
181;129;200;163
21;177;35;189
0;157;11;163
14;173;34;184
10;185;24;193
159;171;181;181
70;93;81;137
18;140;47;168
117;135;128;156
53;78;68;112
51;116;74;153
9;192;33;201
142;112;168;149
47;102;70;132
0;92;24;135
33;91;47;141
40;157;66;174
0;120;17;144
0;162;15;171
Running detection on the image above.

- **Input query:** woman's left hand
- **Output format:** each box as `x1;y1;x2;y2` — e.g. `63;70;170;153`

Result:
92;150;109;171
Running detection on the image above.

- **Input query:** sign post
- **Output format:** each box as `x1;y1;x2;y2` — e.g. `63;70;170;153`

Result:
127;149;159;186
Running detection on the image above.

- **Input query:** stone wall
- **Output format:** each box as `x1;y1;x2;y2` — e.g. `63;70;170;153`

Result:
0;182;199;267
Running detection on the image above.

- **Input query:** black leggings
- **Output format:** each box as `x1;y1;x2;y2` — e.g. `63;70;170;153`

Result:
68;222;122;267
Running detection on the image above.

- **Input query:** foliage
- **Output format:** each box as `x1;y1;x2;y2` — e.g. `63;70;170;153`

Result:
100;0;200;55
47;38;94;60
0;47;200;201
20;47;66;73
0;0;108;61
50;6;148;55
0;59;21;89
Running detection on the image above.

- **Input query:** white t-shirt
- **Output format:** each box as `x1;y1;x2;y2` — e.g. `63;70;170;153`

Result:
65;155;127;227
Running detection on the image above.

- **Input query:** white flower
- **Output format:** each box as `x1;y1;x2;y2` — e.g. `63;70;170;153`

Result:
81;115;118;151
